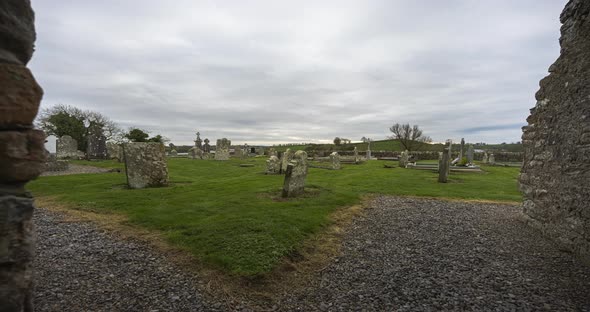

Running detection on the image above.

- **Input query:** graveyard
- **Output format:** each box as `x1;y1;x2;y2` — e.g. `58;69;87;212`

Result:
29;155;521;276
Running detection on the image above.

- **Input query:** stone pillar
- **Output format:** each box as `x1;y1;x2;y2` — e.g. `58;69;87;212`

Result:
446;140;453;175
282;151;308;197
466;145;474;164
329;152;341;170
460;138;465;160
123;143;168;189
438;148;450;183
0;1;45;310
520;0;590;263
214;138;230;160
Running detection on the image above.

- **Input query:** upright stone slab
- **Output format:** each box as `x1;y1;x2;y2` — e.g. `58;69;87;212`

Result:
438;148;450;183
234;147;243;158
466;145;474;164
86;132;107;159
266;155;280;174
123;143;168;189
482;152;489;164
0;1;45;309
106;142;121;161
169;149;178;157
399;150;409;168
215;138;230;160
353;147;360;163
520;0;590;263
488;153;495;164
188;147;203;159
203;138;211;153
330;152;341;170
460;138;465;160
446;140;453;174
280;148;294;173
282;151;308;197
56;135;78;159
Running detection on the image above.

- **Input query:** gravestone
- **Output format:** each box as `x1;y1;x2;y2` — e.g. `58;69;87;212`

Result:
169;149;178;157
188;147;203;159
45;154;69;172
123;142;168;189
353;147;360;163
520;0;590;262
438;147;450;183
460;138;465;160
399;150;410;168
330;152;341;170
215;138;230;160
195;132;202;150
257;147;265;156
203;138;211;153
482;152;489;164
56;135;78;159
241;147;249;159
86;132;107;159
282;150;308;197
106;142;121;161
488;153;495;164
466;145;474;164
266;155;280;174
280;148;294;174
234;147;243;158
446;140;453;174
366;149;371;160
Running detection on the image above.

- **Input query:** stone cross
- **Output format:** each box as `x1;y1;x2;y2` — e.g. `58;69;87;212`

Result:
195;131;202;149
203;138;211;153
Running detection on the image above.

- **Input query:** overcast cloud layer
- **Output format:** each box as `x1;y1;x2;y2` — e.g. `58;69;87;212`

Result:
31;0;566;146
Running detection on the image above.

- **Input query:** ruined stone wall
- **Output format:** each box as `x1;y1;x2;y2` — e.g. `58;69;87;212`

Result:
520;0;590;263
0;1;45;310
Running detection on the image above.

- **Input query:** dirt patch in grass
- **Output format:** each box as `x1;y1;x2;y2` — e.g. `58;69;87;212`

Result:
35;195;368;310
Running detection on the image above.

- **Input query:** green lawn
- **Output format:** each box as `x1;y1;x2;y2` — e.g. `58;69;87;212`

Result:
29;158;521;275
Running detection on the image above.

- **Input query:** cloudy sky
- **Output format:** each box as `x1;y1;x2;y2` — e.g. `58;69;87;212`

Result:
31;0;566;147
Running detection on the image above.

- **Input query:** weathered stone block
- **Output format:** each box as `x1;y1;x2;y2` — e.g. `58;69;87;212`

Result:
44;159;69;172
0;0;36;65
86;133;107;160
282;151;308;197
266;155;280;174
215;138;230;160
123;143;168;189
0;129;46;183
56;135;78;159
0;64;43;127
520;0;590;264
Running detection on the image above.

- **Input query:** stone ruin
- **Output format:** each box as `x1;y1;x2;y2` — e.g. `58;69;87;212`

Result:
282;150;308;197
0;1;46;308
123;143;169;189
266;155;280;174
56;135;79;159
520;0;590;263
280;148;294;174
329;152;341;170
215;138;230;160
86;131;107;160
399;150;410;168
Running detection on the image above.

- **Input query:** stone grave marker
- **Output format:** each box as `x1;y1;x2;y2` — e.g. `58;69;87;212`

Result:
266;155;280;174
215;138;230;160
282;150;308;197
330;152;341;170
123;142;168;189
56;135;78;159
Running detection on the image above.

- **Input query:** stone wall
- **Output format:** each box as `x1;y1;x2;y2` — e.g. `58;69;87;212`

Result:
520;0;590;264
123;143;168;189
0;1;45;310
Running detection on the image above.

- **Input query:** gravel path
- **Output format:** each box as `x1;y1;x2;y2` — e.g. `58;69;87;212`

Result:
41;164;113;176
34;208;228;312
279;196;590;311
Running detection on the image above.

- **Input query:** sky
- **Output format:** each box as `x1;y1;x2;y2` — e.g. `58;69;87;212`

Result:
30;0;567;148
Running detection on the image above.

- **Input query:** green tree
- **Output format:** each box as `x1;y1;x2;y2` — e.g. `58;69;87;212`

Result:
333;137;342;146
124;128;150;142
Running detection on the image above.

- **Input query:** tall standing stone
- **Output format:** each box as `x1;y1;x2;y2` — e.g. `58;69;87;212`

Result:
446;140;453;174
234;146;243;158
0;1;45;310
123;143;168;189
460;138;465;160
266;155;280;174
56;135;78;159
330;152;341;170
466;145;474;164
282;151;308;197
215;138;230;160
438;147;450;183
280;148;294;174
520;0;590;263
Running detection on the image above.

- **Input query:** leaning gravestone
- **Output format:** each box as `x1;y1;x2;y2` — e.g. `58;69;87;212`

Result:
266;156;280;174
282;150;308;197
330;152;341;170
520;0;590;263
215;138;230;160
56;135;78;159
87;133;107;159
280;148;294;174
123;143;168;189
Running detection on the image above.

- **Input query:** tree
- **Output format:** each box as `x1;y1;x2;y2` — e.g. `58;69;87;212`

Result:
124;128;167;143
38;104;121;150
333;137;342;146
388;123;432;151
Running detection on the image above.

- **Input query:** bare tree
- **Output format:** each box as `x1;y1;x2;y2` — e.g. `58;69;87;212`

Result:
388;123;432;151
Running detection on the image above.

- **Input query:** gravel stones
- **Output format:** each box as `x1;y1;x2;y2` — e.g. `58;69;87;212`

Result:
279;196;590;311
34;208;226;312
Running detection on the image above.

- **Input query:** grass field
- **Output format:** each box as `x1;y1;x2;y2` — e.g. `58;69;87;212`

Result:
29;158;521;276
